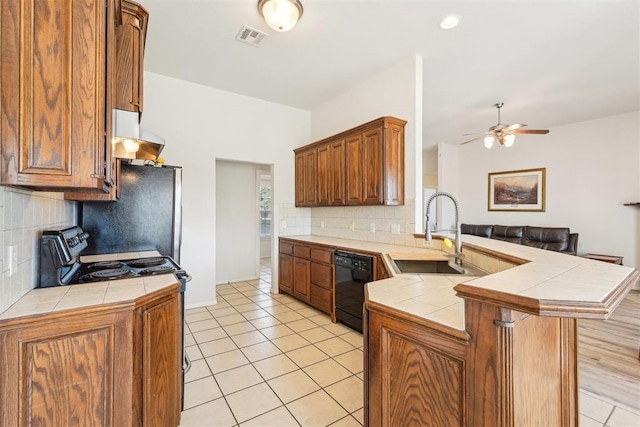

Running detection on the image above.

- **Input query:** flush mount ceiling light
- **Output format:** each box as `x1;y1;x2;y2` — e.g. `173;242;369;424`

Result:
258;0;303;32
440;14;460;30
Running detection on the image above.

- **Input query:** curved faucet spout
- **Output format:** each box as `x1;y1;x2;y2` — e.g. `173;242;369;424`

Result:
425;192;462;260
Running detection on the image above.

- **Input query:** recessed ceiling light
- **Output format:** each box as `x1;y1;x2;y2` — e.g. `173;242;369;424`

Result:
440;14;460;30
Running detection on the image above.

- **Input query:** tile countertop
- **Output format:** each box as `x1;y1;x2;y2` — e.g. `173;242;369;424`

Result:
281;235;639;332
0;251;180;321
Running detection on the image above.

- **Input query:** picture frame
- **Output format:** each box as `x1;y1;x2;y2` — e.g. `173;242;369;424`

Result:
488;168;546;212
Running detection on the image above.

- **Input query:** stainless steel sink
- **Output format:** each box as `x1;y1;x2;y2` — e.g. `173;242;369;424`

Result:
386;256;485;276
392;259;463;274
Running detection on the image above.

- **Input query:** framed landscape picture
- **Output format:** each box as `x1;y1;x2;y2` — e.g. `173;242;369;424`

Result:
488;168;546;212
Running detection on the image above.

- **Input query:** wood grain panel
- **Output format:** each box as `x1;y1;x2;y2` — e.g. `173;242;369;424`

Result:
24;328;112;426
26;0;72;173
345;133;363;205
386;332;463;426
362;127;383;205
316;143;330;205
329;139;346;205
310;262;332;290
383;122;404;205
142;295;181;427
114;1;147;112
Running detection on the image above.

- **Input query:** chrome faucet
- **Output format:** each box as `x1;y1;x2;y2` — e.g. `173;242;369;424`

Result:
425;191;463;265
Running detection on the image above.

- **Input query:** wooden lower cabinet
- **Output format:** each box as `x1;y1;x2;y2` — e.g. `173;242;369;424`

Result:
365;307;467;426
137;291;181;427
279;239;334;317
365;297;580;426
0;285;182;427
293;257;311;303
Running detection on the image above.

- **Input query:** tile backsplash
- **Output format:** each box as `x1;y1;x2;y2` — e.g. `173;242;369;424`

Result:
278;199;426;247
0;187;75;313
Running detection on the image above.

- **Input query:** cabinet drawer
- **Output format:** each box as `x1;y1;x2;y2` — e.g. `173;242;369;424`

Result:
293;245;311;259
311;248;333;264
310;284;332;315
280;241;294;255
311;262;332;290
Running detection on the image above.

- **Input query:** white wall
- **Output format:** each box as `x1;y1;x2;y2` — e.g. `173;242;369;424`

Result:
141;72;310;308
310;55;424;237
216;160;263;284
456;111;639;268
436;142;460;232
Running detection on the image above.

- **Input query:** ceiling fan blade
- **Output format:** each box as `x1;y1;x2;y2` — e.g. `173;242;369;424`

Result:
460;135;483;145
504;123;527;132
513;129;549;134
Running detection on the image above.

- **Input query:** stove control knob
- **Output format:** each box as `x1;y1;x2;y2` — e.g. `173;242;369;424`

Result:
79;232;89;242
67;237;79;248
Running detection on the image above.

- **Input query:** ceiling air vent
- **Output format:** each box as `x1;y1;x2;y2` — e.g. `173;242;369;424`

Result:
236;25;267;47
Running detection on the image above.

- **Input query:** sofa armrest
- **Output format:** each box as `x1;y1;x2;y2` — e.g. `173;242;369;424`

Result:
563;233;579;255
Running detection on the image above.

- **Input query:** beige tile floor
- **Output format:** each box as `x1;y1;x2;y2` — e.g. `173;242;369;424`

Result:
180;259;640;427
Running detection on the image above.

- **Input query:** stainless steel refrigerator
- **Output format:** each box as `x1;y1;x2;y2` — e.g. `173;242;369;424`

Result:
79;161;182;262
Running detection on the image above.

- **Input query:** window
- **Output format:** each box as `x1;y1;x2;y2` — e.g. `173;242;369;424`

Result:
260;185;272;236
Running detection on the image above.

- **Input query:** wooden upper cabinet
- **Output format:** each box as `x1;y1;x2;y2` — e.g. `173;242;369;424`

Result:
345;133;364;205
316;144;330;205
317;139;346;207
295;148;317;207
115;0;148;114
296;117;405;207
0;0;118;190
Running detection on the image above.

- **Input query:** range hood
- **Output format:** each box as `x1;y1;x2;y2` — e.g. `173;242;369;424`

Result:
112;109;165;160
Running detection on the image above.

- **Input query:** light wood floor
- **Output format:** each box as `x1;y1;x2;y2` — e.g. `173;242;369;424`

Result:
578;290;640;412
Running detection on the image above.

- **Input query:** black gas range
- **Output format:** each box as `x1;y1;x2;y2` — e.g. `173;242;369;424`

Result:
40;226;187;287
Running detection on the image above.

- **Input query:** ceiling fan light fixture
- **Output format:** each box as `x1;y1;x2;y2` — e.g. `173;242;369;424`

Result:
484;135;495;149
258;0;303;32
503;134;516;147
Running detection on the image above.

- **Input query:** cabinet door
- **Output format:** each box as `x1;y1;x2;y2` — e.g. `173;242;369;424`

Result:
141;293;181;427
345;133;364;205
362;127;383;205
295;152;306;206
310;262;333;314
0;0;114;190
115;0;148;114
383;122;405;205
316;143;330;206
293;257;311;302
366;309;466;427
294;148;317;207
329;139;346;205
279;253;294;295
0;311;134;427
304;149;317;206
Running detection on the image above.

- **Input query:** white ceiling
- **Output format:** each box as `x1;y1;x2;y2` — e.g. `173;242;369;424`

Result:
143;0;639;148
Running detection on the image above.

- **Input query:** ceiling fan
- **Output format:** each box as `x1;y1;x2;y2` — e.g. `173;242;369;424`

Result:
461;103;549;148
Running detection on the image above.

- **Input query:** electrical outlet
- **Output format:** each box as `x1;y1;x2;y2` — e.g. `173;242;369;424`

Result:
348;221;355;231
280;220;287;229
391;224;401;235
369;223;376;233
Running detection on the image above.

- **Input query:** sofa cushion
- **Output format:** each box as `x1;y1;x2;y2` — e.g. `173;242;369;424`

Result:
491;225;524;244
461;224;494;238
523;226;570;253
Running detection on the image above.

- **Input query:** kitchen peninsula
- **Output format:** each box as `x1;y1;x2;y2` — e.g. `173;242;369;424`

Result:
278;234;638;426
364;234;638;426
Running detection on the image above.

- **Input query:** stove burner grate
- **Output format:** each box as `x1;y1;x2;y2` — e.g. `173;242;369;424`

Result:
139;265;176;276
126;257;166;268
79;268;135;282
89;260;124;269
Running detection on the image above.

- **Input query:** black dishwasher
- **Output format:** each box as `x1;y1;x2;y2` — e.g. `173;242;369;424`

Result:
334;250;374;333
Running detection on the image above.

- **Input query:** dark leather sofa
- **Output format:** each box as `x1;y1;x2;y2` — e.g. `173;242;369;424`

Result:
461;224;579;255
